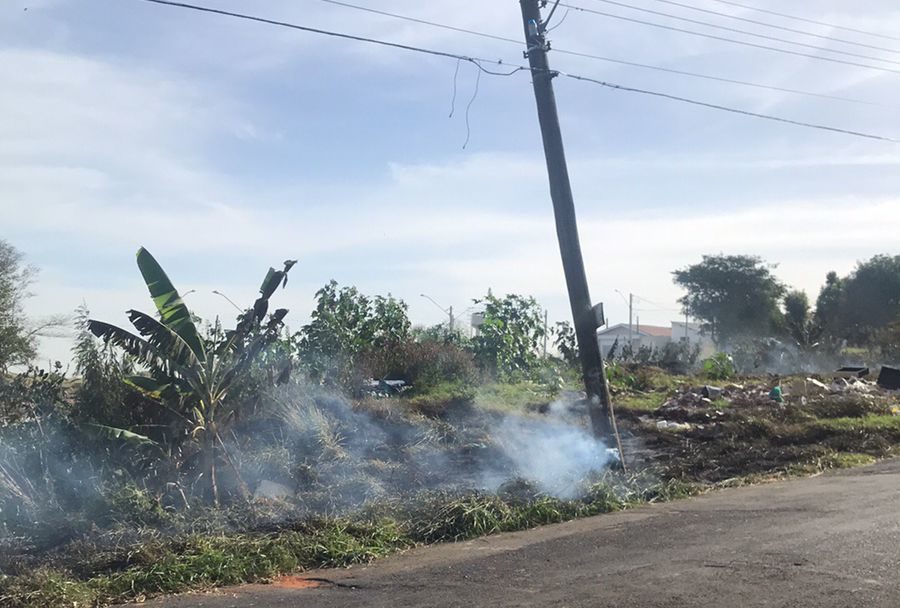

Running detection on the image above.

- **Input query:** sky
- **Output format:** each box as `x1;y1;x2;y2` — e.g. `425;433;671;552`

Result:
3;0;900;367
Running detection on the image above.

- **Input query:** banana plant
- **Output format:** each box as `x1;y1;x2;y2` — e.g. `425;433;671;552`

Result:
88;248;296;506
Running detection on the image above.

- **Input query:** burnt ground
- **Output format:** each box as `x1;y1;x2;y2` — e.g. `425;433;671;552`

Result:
145;458;900;608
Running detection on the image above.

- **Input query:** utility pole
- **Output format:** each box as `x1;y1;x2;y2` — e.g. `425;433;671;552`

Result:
519;0;613;439
448;306;454;334
628;293;634;349
543;310;549;358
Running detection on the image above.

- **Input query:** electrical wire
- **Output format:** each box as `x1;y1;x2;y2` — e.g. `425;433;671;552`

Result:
641;0;900;55
132;0;900;144
560;3;900;75
570;0;900;65
554;48;892;108
556;70;900;143
312;0;890;108
134;0;526;77
704;0;900;44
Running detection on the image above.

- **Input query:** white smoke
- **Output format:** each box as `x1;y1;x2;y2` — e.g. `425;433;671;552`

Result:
487;402;612;499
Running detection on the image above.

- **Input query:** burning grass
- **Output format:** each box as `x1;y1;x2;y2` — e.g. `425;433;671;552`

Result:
0;472;696;607
3;372;899;607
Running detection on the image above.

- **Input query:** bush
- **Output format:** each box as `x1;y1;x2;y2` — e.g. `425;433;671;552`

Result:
701;352;736;381
360;340;476;394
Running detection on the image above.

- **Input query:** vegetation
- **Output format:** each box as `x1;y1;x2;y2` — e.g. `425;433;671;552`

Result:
673;254;786;347
3;243;900;607
86;248;296;506
471;293;546;380
0;240;37;371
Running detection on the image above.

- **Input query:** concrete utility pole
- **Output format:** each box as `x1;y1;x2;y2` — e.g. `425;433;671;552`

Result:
519;0;613;439
628;293;634;348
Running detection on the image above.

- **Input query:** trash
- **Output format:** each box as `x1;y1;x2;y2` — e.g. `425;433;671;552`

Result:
877;366;900;391
656;420;691;432
790;378;830;398
769;386;784;403
833;366;870;379
702;385;724;399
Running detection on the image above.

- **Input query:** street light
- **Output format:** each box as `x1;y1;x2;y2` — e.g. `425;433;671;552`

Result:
614;289;634;346
420;294;454;332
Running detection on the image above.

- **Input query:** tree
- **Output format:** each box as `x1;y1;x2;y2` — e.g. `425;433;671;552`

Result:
88;248;296;505
294;281;411;389
471;293;545;379
838;255;900;342
0;241;36;371
814;271;845;338
783;290;820;348
673;254;786;347
553;321;578;366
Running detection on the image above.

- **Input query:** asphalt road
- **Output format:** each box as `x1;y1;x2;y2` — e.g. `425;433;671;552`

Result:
149;460;900;607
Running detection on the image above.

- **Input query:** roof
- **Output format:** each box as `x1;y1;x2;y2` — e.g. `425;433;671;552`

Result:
597;323;673;338
640;325;673;337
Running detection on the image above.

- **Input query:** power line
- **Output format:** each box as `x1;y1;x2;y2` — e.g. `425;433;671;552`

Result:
133;0;525;77
704;0;900;44
557;70;900;143
131;0;900;143
313;0;890;108
315;0;522;47
561;3;900;75
643;0;900;55
555;48;891;108
573;0;900;65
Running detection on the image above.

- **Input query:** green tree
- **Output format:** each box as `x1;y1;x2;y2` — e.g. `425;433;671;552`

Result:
0;241;36;371
814;271;845;338
552;320;578;366
88;248;296;505
838;255;900;342
471;293;545;379
294;281;410;389
673;254;786;347
783;290;819;348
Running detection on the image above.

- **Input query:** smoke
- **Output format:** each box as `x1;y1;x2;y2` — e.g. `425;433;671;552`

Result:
486;413;612;499
256;385;613;508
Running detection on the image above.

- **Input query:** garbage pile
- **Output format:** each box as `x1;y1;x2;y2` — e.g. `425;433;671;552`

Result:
644;365;900;432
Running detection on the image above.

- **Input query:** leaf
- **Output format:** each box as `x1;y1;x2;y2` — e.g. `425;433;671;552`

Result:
127;310;201;370
84;423;161;449
87;320;195;385
124;375;173;399
87;320;172;371
136;248;205;361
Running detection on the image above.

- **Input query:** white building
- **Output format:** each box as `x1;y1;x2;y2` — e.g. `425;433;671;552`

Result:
596;321;714;357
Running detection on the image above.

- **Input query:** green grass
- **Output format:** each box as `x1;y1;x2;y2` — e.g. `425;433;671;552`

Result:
616;392;667;412
815;415;900;432
474;382;554;413
0;475;692;608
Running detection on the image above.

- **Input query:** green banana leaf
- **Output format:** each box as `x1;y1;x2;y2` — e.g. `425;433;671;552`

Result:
84;423;161;449
136;248;205;361
127;309;201;370
125;375;179;401
87;320;178;373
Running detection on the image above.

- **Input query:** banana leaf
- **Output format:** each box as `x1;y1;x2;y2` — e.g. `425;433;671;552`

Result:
84;423;161;449
136;247;205;361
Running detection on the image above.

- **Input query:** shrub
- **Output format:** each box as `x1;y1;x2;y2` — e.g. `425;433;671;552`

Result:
701;352;736;381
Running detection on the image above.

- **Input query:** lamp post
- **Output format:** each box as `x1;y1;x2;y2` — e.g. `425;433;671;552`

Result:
614;289;634;347
420;294;454;333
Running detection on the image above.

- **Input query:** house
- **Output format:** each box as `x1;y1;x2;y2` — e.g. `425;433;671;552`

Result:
596;321;715;358
596;323;671;356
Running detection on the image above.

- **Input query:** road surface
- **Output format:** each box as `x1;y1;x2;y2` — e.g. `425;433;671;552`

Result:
149;459;900;607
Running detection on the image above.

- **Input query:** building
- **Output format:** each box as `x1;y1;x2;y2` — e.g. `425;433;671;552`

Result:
596;321;715;357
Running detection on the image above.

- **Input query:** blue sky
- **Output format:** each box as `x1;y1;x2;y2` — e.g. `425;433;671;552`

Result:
3;0;900;366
